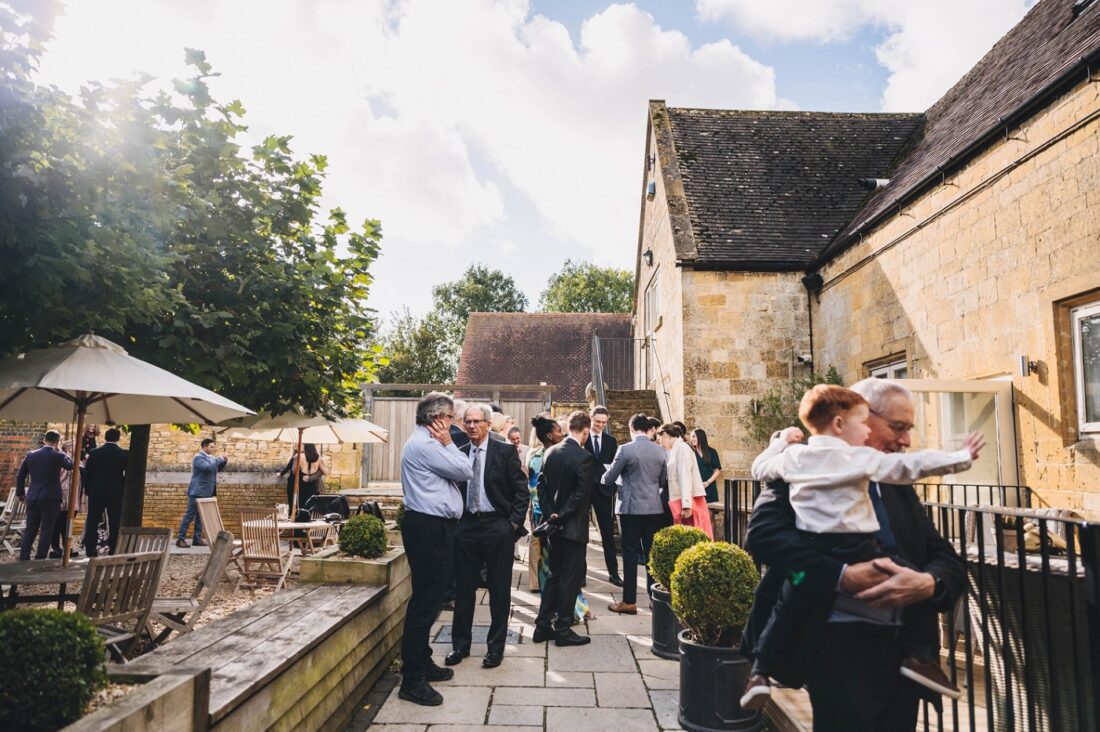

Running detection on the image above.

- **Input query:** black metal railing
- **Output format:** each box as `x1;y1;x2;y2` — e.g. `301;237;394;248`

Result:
721;478;1100;731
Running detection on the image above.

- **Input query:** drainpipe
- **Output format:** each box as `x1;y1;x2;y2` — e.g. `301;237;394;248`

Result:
800;273;824;368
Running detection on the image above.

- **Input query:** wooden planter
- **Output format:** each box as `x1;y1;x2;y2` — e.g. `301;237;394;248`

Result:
298;545;408;587
63;667;210;732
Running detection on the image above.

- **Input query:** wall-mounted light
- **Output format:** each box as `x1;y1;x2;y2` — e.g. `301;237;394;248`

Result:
643;248;654;267
1018;355;1039;377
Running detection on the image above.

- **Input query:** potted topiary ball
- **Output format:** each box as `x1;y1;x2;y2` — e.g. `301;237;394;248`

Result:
648;525;709;659
338;514;388;559
0;608;108;731
670;541;761;732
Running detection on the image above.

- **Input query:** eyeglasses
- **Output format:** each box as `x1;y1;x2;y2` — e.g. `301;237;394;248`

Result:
869;409;914;435
464;419;486;426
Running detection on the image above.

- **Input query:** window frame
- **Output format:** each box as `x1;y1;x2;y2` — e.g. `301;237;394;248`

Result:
1071;300;1100;434
869;358;908;380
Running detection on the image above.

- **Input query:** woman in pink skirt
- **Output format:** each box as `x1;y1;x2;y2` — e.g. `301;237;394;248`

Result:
657;423;714;539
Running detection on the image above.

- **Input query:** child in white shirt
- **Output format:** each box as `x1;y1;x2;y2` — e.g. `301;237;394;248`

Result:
739;384;984;711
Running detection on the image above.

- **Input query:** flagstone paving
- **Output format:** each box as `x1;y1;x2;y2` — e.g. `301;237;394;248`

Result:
349;538;683;731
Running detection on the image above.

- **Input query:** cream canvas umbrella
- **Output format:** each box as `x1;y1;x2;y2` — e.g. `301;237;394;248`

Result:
0;334;255;564
219;412;388;515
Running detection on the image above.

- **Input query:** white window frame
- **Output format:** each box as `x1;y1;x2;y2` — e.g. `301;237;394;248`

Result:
644;271;661;335
1071;300;1100;433
870;359;908;379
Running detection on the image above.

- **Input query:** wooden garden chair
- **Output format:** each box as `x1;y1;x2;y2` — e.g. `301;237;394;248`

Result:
307;507;338;552
0;487;28;555
116;526;171;587
146;530;234;647
76;551;164;661
196;497;243;572
237;507;292;592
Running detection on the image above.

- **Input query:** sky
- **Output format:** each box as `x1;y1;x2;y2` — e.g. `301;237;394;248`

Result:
34;0;1036;321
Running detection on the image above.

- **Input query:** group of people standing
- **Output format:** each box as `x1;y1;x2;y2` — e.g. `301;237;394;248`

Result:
396;392;725;706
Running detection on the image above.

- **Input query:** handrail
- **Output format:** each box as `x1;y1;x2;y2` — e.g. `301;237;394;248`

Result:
591;334;607;408
647;336;674;423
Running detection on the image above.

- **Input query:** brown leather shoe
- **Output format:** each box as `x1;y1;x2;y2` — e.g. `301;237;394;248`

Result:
192;538;208;547
607;602;638;615
175;539;189;548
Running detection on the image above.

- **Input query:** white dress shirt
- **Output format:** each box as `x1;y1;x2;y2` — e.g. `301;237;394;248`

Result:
751;433;973;533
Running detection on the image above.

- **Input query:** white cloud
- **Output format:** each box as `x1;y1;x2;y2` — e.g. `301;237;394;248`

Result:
36;0;781;313
696;0;1034;111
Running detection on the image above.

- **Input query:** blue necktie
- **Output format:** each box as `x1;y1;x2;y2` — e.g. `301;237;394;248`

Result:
869;482;898;554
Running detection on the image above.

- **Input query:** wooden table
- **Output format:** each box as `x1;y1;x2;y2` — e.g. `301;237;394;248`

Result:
242;519;336;556
0;558;88;609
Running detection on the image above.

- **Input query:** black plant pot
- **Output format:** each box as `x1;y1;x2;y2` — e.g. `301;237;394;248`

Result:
650;585;683;660
678;630;760;732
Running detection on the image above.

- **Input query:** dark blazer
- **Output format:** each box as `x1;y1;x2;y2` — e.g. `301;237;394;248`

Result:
583;430;617;493
16;446;74;502
449;424;470;450
539;437;596;543
741;480;966;697
83;442;128;499
460;437;530;527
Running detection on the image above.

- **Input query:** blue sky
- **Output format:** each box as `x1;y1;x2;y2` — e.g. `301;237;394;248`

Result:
36;1;1031;319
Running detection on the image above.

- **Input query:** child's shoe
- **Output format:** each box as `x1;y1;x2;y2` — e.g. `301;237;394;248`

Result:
739;674;772;710
899;657;962;699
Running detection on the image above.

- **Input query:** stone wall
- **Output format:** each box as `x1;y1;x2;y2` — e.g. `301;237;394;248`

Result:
817;76;1100;511
0;421;47;496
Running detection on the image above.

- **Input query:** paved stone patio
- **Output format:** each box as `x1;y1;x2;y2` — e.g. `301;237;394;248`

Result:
351;536;683;731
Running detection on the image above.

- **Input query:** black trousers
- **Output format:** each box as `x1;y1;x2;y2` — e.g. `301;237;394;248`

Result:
452;512;514;655
84;491;123;557
619;513;665;604
535;534;586;632
399;510;457;681
590;490;619;578
805;622;921;732
20;498;60;560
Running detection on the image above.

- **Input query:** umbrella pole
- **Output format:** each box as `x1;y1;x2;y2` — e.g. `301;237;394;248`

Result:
63;405;86;568
292;428;303;518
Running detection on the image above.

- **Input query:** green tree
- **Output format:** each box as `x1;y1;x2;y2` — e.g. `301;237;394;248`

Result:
741;366;843;445
374;308;455;385
428;264;527;374
539;259;633;313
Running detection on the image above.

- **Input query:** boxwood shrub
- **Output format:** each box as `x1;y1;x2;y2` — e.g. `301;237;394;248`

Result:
339;513;388;558
670;541;759;647
395;502;406;531
0;608;108;730
648;525;709;590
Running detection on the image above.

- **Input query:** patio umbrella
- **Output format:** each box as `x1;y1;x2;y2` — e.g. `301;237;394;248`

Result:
0;334;255;564
219;412;388;515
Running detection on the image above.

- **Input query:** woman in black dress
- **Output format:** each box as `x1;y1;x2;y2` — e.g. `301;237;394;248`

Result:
688;428;722;504
278;443;328;516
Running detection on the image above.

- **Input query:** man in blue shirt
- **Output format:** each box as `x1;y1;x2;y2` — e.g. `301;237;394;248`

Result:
398;392;473;707
16;430;74;560
176;438;228;548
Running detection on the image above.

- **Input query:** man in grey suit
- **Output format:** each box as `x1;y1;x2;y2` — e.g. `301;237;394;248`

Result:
601;413;668;614
176;437;228;548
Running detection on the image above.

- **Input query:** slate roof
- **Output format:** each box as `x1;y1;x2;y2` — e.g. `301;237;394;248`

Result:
456;313;632;402
665;108;922;269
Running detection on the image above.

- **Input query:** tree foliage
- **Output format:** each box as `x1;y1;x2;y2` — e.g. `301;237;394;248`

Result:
373;308;455;385
539;259;633;313
741;366;843;444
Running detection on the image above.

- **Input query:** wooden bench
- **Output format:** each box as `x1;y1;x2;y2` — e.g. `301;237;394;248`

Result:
123;574;410;731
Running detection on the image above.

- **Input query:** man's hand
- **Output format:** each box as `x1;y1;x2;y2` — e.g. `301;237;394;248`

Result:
549;513;559;523
16;495;25;503
963;431;986;461
780;426;804;444
854;558;936;608
839;560;889;593
427;418;452;446
681;506;692;519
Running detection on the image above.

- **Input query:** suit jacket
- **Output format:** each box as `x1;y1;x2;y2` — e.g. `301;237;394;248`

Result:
601;436;667;515
459;437;530;527
187;452;228;497
84;442;128;500
583;430;618;497
741;479;966;697
16;446;74;502
449;424;470;451
539;438;595;543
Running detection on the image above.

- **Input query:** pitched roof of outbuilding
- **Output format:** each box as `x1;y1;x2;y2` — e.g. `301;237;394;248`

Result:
456;313;632;402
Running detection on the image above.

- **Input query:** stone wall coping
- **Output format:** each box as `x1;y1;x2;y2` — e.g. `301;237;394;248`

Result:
147;471;283;485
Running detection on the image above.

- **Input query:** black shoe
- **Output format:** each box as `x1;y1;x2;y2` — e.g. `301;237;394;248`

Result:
608;574;625;587
48;550;63;559
554;629;592;647
532;625;553;643
426;663;454;682
398;679;443;706
444;649;469;666
440;601;455;611
482;651;503;668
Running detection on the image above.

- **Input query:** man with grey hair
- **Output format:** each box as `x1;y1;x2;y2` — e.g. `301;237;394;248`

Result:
398;392;473;706
743;377;966;731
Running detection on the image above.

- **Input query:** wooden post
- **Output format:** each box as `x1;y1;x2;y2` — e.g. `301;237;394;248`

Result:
291;428;303;518
62;401;86;567
362;387;374;489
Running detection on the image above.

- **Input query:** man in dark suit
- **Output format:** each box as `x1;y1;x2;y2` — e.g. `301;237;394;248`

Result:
741;378;966;731
584;405;622;586
533;411;595;646
447;403;530;669
15;430;74;560
82;427;128;556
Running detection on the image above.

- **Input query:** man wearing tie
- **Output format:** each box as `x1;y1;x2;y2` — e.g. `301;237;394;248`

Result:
584;406;622;586
447;403;530;669
16;430;74;561
82;427;128;556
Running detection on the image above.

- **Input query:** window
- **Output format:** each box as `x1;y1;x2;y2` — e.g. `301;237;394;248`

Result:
1072;300;1100;433
644;272;660;333
870;359;908;379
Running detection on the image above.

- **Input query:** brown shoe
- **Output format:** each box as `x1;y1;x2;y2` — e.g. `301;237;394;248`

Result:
192;538;208;547
739;674;772;711
175;539;189;548
607;602;637;615
900;657;961;699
